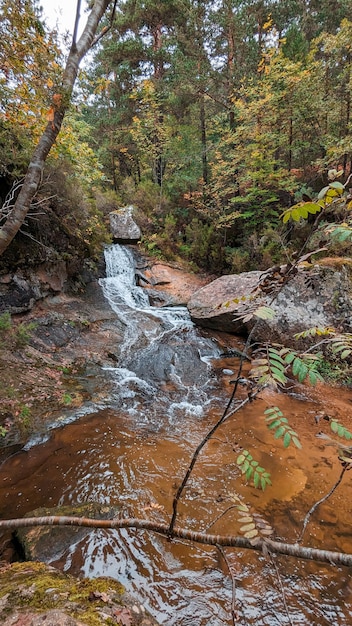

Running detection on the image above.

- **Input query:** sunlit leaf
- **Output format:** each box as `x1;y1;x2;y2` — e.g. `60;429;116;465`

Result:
245;528;259;539
240;523;256;532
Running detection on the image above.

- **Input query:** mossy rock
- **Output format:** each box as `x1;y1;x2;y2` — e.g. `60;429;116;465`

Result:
0;561;158;624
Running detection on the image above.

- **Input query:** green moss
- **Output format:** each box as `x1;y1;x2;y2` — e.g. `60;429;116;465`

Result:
0;562;125;626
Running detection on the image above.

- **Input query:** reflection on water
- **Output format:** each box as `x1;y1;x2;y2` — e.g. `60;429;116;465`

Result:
1;395;352;625
1;244;352;624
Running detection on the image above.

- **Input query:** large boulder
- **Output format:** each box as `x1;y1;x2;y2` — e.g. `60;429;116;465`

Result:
187;271;262;333
109;206;141;243
187;259;352;347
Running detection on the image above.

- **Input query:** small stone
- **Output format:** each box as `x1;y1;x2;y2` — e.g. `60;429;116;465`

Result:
222;369;234;375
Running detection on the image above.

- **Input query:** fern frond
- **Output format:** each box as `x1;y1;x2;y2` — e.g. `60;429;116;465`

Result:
330;419;352;440
329;334;352;359
281;348;323;384
230;495;274;546
264;406;302;449
236;450;271;490
294;326;336;340
249;346;287;388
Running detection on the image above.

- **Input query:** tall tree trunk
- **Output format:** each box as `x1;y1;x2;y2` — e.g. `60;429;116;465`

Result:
0;0;111;256
200;92;208;185
152;21;165;187
227;8;235;131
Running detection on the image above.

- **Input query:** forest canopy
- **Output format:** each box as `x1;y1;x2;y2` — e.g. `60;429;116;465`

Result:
1;0;352;271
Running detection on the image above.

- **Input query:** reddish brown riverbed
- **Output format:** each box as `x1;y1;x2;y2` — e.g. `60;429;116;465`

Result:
0;357;351;626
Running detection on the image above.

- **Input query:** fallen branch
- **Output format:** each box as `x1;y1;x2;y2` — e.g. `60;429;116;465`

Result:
1;515;352;567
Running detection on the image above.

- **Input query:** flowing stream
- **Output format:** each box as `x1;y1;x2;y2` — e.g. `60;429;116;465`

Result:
1;244;352;625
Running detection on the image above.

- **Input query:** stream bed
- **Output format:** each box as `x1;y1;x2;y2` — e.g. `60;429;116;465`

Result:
0;245;352;625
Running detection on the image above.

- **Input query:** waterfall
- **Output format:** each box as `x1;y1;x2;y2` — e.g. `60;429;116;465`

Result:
98;244;222;430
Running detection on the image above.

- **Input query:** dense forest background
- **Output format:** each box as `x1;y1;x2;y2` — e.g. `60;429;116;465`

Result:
1;0;352;274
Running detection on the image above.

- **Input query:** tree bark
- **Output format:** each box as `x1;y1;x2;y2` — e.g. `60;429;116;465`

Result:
0;0;111;256
1;514;352;568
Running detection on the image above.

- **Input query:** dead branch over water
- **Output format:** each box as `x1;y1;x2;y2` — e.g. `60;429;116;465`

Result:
1;515;352;567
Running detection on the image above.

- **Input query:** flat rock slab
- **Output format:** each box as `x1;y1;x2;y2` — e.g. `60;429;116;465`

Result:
143;262;212;306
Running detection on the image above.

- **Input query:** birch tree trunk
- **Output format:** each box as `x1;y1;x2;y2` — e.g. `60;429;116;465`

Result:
0;0;111;256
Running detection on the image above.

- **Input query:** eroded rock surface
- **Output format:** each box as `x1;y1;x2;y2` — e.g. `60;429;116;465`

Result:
187;260;352;347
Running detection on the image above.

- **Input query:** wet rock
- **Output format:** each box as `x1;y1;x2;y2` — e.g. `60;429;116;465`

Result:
0;272;39;314
247;262;352;347
17;504;121;563
109;206;141;243
0;263;69;315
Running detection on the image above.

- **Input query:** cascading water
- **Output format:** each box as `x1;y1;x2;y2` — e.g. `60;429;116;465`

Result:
1;244;351;625
98;244;222;430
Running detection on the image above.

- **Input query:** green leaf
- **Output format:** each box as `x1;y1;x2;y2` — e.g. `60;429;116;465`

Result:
242;460;250;473
253;471;260;488
246;466;254;480
253;306;276;320
237;454;245;465
284;351;296;364
291;208;301;221
292;358;301;376
240;523;256;532
329;181;344;192
283;432;291;448
270;368;287;384
266;419;282;429
297;363;308;383
305;202;322;214
318;185;330;199
331;420;339;434
292;436;302;449
274;426;285;439
337;424;345;438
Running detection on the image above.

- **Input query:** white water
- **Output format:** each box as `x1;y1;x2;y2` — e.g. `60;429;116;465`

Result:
98;245;222;428
1;244;352;625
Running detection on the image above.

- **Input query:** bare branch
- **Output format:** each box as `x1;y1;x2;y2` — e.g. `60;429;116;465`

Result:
297;466;347;544
216;544;239;625
92;0;118;47
0;515;352;566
